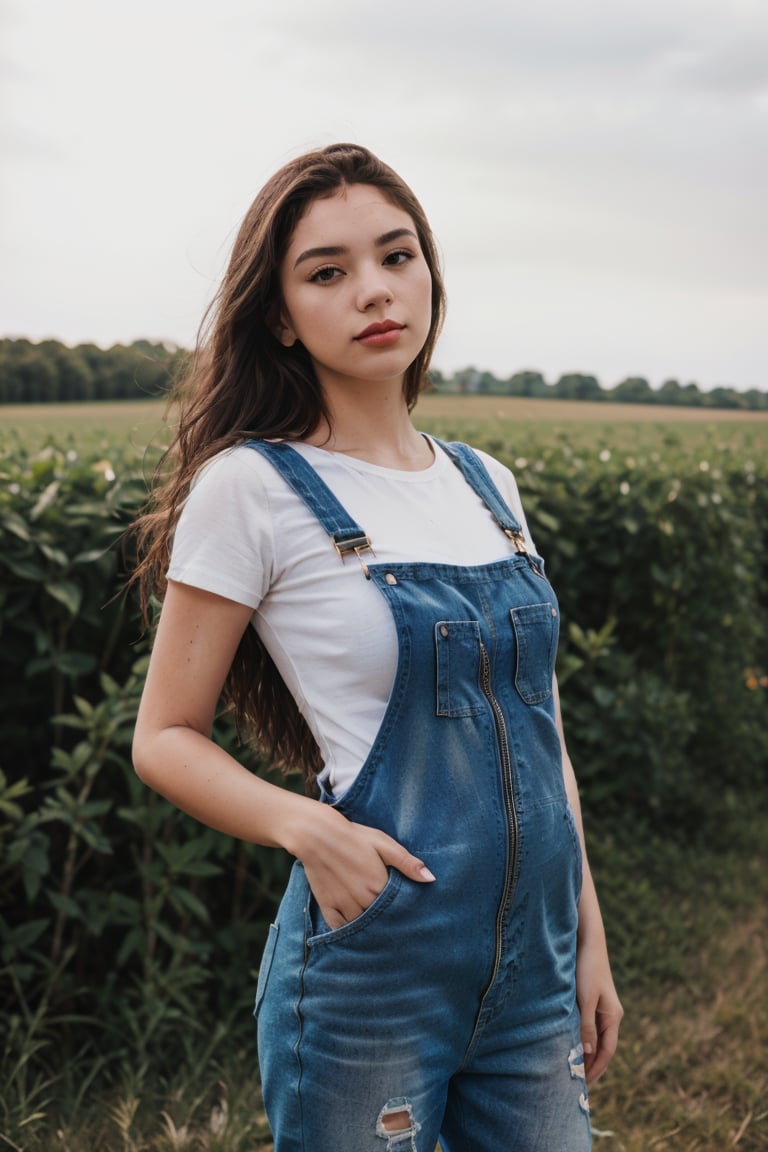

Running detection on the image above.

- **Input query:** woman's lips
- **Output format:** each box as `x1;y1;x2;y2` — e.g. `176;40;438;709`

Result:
355;321;405;347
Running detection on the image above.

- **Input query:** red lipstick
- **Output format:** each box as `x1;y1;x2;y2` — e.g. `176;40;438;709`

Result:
355;320;405;346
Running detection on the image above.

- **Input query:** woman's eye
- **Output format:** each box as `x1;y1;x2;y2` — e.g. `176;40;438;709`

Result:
384;249;413;267
309;265;342;284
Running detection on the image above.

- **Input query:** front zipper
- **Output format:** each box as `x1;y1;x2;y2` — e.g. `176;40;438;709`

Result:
462;639;519;1061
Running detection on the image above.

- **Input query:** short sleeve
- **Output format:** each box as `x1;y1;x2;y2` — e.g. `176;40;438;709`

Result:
167;447;274;609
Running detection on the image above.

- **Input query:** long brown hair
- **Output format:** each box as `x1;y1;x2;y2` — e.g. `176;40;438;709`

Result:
133;143;446;790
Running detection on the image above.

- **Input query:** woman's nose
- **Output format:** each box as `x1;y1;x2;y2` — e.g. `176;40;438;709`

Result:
356;266;393;310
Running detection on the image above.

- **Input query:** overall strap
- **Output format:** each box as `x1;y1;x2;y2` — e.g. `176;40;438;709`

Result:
435;439;531;556
244;440;374;576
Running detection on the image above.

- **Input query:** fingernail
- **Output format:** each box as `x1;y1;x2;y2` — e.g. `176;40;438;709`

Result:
420;866;436;881
583;1042;594;1054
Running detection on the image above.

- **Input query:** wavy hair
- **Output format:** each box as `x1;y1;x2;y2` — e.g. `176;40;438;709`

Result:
132;143;446;790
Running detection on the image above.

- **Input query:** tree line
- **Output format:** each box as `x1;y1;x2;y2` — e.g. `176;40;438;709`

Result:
0;338;766;410
430;367;768;410
0;339;183;405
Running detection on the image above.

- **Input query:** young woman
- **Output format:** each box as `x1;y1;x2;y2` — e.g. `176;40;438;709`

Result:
132;143;622;1152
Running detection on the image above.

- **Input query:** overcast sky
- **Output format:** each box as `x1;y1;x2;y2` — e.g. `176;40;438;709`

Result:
2;0;767;390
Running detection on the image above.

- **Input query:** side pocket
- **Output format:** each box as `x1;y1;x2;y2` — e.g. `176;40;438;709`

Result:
307;868;404;947
510;602;558;705
254;922;279;1018
564;806;584;903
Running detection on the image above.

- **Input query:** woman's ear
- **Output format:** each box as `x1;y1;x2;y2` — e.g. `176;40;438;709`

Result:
273;312;297;348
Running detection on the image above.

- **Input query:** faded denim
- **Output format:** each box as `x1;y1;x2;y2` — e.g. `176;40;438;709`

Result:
249;439;591;1152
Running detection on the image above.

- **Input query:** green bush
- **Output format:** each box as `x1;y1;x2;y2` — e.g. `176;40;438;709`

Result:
483;429;768;825
1;428;766;1135
0;440;292;1134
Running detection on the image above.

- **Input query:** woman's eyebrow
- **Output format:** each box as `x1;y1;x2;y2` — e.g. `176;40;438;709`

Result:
376;227;418;247
292;228;418;270
293;245;346;270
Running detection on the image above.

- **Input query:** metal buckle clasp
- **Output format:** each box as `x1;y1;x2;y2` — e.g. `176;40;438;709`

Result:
333;534;374;579
503;526;545;579
503;527;529;555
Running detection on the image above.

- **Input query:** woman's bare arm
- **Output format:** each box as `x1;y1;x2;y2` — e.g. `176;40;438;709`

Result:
133;581;435;928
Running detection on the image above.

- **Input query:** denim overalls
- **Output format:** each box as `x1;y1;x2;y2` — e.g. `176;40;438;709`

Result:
249;439;590;1152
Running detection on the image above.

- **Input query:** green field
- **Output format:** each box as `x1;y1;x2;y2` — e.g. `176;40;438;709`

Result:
2;395;767;455
0;399;171;454
1;395;766;1152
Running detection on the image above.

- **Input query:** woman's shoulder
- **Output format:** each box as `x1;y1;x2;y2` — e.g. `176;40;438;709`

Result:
192;441;277;486
169;443;280;604
178;443;282;538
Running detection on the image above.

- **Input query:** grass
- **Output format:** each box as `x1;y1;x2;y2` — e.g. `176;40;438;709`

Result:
598;906;767;1151
584;812;767;1151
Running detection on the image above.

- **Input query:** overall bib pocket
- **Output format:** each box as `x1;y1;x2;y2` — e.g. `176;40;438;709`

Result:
435;619;484;717
510;602;558;705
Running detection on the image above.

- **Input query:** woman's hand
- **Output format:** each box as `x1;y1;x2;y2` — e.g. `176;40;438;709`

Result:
576;931;624;1085
286;802;435;930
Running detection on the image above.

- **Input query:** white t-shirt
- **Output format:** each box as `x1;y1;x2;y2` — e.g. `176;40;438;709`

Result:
168;437;536;796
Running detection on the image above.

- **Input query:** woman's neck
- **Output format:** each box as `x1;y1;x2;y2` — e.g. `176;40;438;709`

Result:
305;383;433;471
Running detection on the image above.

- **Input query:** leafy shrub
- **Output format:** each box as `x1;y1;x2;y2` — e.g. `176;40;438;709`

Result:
480;428;768;826
0;440;294;1134
1;426;766;1136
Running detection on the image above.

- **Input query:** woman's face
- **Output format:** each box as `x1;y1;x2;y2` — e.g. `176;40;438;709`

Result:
278;184;433;395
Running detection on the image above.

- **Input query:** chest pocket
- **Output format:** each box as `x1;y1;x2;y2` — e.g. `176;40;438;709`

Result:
510;602;559;705
435;620;484;717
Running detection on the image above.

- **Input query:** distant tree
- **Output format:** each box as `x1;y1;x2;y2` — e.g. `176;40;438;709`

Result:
0;339;764;408
0;339;176;404
0;340;25;402
610;376;653;404
60;345;95;402
680;382;702;406
507;370;548;398
657;378;683;406
430;368;461;393
3;340;56;403
553;373;604;401
129;340;178;398
741;389;768;411
38;339;93;402
702;386;740;409
76;343;107;399
107;346;137;399
478;370;506;394
453;367;483;394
